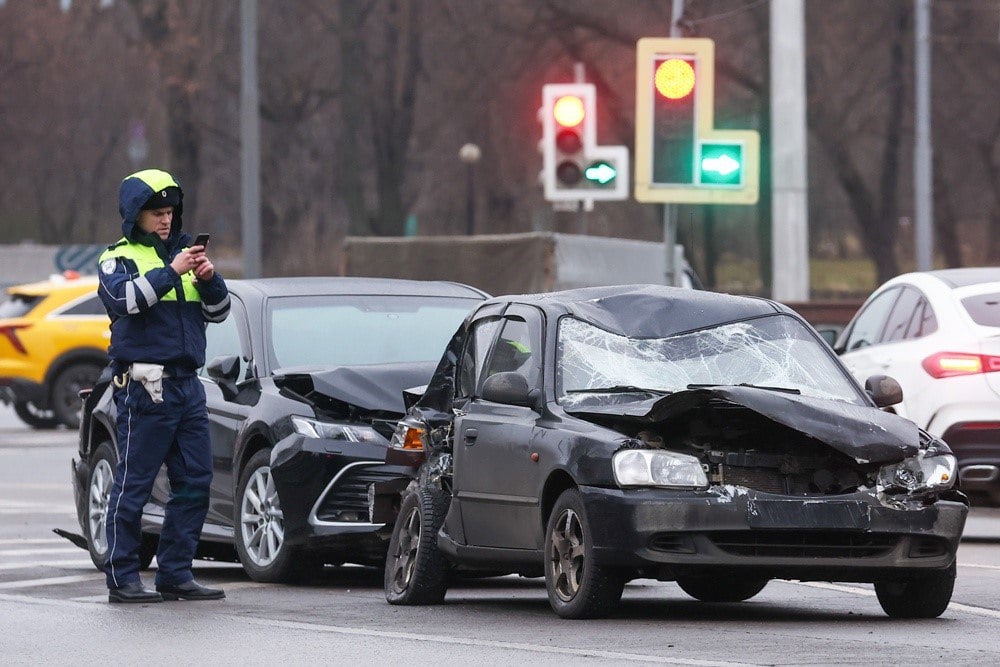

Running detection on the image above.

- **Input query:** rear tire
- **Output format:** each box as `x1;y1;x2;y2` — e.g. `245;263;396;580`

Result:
85;442;116;570
13;400;59;429
677;574;768;602
545;488;625;619
50;362;103;429
384;487;451;605
875;563;956;618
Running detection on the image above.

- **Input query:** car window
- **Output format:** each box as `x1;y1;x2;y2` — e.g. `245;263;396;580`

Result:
907;296;938;338
841;288;899;352
202;298;249;380
0;293;42;318
457;318;502;398
962;292;1000;327
881;287;922;343
482;317;541;389
58;294;106;317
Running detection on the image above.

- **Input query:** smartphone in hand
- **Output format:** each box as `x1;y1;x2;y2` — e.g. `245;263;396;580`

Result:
193;233;210;250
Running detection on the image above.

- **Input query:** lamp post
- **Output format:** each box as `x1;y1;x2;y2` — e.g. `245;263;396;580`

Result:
459;143;481;235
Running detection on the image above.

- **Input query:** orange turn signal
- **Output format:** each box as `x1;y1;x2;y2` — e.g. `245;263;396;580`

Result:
402;427;425;450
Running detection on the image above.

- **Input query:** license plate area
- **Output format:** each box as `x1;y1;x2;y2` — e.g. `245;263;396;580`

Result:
747;499;870;530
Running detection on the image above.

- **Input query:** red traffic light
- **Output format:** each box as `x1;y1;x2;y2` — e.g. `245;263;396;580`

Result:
654;58;695;100
553;95;585;127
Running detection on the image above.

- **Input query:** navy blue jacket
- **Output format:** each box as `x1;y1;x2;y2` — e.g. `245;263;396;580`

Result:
97;171;230;371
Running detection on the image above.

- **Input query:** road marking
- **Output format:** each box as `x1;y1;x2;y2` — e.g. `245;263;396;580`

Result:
245;617;754;666
0;547;88;557
0;559;92;571
0;538;65;545
789;581;1000;620
0;508;76;515
0;574;101;590
960;563;1000;571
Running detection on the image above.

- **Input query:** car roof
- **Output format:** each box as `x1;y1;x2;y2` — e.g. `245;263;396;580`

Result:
6;275;99;296
924;268;1000;289
226;276;489;299
489;284;785;339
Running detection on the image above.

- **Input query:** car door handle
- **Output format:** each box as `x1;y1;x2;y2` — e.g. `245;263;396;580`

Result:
464;428;478;445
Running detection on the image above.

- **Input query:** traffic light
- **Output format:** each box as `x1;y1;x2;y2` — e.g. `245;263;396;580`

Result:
634;38;759;205
540;83;629;202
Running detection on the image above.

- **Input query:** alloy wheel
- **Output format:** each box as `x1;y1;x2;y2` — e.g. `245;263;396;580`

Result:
88;458;114;555
240;466;285;567
389;505;421;593
548;507;585;602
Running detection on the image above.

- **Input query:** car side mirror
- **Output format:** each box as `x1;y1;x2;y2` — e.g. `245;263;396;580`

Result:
206;354;241;401
865;374;903;408
481;372;540;410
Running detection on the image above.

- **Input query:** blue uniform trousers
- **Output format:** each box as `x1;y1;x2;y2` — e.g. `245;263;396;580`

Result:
104;374;212;589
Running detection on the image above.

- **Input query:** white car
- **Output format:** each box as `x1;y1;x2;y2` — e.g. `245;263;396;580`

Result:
836;268;1000;504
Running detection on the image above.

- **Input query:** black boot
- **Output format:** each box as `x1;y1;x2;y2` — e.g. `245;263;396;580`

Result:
156;579;225;601
108;581;163;604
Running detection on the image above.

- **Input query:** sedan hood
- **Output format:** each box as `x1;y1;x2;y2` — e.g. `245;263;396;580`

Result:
281;361;438;414
565;385;920;464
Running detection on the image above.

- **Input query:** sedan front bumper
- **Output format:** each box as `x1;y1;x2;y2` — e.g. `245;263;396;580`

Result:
269;434;411;561
580;485;968;582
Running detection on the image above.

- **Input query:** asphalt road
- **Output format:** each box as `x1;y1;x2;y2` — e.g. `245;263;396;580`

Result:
2;404;1000;665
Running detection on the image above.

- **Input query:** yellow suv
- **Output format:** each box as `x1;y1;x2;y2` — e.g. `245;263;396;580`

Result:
0;273;109;429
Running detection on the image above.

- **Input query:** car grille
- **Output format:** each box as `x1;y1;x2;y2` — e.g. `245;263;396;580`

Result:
314;464;401;523
709;531;899;559
720;466;787;494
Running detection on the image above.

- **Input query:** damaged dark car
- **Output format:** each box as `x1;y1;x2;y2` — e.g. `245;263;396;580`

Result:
377;285;969;619
70;277;487;582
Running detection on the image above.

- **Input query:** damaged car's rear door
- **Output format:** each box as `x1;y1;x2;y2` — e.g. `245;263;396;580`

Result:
452;306;546;549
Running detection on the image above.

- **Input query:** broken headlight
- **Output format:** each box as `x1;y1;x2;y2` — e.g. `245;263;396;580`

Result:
612;449;708;490
877;453;957;494
290;416;387;444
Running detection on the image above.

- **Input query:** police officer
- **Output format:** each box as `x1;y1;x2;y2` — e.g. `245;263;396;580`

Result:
97;169;230;603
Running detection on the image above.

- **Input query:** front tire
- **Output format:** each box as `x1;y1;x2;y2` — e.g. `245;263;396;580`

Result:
235;449;304;582
85;442;116;570
875;563;956;618
85;441;157;572
14;400;58;429
677;574;768;602
545;488;624;619
384;487;451;605
50;362;103;429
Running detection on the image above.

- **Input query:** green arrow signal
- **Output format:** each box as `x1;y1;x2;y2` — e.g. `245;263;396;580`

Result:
584;161;617;185
701;154;740;177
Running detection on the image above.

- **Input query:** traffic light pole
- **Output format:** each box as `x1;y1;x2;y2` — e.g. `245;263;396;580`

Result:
663;0;684;287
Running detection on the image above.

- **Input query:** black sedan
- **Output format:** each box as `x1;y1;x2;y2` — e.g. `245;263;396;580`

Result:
377;285;969;618
71;277;487;582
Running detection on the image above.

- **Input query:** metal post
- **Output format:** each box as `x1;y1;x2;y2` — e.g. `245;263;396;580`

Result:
914;0;934;271
663;0;684;287
465;163;475;235
770;0;810;301
240;0;262;278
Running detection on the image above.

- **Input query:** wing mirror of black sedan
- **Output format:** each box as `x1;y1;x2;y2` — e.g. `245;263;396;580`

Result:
865;374;903;408
481;372;542;410
206;354;241;401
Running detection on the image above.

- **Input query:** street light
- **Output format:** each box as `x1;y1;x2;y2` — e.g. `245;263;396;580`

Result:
459;143;481;235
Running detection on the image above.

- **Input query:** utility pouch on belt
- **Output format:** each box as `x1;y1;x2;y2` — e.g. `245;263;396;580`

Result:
130;362;165;403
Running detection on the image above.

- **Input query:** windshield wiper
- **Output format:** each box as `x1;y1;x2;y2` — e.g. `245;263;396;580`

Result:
566;385;671;395
686;383;801;395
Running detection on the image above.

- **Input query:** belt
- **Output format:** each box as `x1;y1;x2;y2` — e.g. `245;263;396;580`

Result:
113;363;197;378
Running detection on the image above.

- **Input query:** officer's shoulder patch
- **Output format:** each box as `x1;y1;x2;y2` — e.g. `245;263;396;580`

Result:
100;258;118;275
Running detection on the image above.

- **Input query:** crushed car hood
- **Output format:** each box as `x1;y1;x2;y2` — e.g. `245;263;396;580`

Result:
565;385;920;464
282;361;438;414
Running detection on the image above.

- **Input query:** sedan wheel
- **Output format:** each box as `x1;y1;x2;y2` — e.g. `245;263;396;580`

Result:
384;487;450;605
86;448;115;569
545;488;624;619
51;362;102;429
875;562;955;618
13;400;59;430
235;449;304;582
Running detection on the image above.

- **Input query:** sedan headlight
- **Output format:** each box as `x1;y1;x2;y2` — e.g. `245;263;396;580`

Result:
612;449;708;490
290;416;387;444
877;453;957;494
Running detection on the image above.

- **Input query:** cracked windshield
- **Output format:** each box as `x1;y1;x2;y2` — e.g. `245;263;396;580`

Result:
557;315;862;407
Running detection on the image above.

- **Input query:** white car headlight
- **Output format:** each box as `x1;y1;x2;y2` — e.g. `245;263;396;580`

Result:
612;449;708;490
290;416;386;444
877;454;957;494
